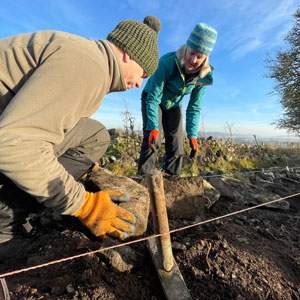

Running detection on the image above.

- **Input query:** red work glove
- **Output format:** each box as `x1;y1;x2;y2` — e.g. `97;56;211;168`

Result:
189;137;199;159
148;129;159;150
74;190;135;240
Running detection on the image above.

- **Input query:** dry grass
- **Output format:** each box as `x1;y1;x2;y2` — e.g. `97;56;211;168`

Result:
102;135;300;177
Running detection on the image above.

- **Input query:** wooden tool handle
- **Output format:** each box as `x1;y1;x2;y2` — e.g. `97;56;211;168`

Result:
147;170;174;272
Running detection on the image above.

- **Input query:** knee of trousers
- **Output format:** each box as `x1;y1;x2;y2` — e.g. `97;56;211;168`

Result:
93;121;110;145
81;119;110;162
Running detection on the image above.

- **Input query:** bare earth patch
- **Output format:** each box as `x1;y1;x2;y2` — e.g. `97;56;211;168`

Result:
1;170;300;300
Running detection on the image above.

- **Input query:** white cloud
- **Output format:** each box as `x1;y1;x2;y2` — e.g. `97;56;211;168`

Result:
231;39;262;58
218;0;299;58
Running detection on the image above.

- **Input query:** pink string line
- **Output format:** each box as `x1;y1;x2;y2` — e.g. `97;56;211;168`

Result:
1;192;299;279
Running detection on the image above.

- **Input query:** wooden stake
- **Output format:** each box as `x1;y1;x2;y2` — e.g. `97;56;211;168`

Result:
146;170;174;272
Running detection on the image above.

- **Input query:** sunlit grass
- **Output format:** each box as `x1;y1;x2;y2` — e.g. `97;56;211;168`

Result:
101;135;300;178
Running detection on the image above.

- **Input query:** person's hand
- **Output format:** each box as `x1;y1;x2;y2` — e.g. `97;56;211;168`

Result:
92;164;104;171
148;129;159;150
74;190;135;240
189;137;199;159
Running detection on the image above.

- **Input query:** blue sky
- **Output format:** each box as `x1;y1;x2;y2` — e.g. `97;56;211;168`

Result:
1;0;299;137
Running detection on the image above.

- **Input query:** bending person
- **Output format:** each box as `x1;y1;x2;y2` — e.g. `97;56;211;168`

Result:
0;15;161;260
138;23;217;176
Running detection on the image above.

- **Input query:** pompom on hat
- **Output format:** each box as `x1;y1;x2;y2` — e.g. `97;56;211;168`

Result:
107;15;161;77
186;23;217;56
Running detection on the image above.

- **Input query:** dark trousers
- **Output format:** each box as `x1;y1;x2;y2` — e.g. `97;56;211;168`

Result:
137;91;184;176
0;118;110;241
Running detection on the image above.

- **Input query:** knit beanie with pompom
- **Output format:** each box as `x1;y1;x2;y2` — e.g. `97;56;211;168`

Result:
107;15;161;77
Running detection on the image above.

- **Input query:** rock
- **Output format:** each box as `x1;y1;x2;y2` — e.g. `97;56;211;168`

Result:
109;156;117;162
255;173;274;183
161;176;206;219
108;128;124;138
85;169;150;237
172;241;187;251
263;181;290;197
208;176;289;211
135;175;221;219
203;179;221;208
208;176;246;204
251;192;285;208
137;175;208;219
100;240;144;272
264;200;290;211
287;173;300;182
66;284;75;293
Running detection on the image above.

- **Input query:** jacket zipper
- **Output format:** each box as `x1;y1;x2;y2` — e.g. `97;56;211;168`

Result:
166;58;196;109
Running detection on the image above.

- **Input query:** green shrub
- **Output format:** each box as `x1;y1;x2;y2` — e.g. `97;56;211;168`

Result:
102;134;300;177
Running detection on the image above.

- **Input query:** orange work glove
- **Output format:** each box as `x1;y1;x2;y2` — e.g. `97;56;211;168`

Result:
92;163;103;171
189;137;199;159
148;129;159;150
74;190;135;240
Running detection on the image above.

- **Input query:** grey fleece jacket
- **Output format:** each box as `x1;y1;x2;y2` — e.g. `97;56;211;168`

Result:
0;30;126;215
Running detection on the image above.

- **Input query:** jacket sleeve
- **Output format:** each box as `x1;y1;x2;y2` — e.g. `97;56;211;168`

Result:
186;85;206;138
145;59;169;131
0;43;106;215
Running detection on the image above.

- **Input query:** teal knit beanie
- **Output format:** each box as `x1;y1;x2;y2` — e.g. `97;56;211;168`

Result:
186;23;217;56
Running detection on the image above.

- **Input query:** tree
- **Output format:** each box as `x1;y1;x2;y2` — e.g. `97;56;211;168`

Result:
121;99;135;150
266;7;300;134
225;121;234;144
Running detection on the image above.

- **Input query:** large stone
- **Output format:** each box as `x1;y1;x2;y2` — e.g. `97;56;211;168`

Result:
250;192;290;211
208;176;246;204
208;176;288;211
152;176;206;219
108;128;124;138
136;175;220;219
85;169;150;237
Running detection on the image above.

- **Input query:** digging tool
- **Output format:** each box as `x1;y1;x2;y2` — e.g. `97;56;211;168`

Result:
0;278;10;300
146;170;192;300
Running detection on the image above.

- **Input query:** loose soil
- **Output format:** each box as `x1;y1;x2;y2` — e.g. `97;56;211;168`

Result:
0;172;300;300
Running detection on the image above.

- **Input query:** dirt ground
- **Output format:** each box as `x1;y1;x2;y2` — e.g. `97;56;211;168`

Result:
0;171;300;300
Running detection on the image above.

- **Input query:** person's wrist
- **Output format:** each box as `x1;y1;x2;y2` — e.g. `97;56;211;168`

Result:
74;191;92;217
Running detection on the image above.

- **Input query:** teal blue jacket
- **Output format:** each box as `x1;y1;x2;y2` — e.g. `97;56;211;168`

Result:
144;51;213;138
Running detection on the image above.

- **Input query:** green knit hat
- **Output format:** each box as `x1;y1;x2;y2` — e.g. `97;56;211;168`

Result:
107;15;161;77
